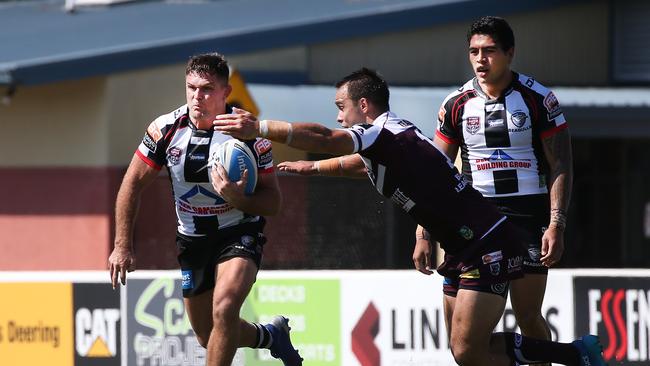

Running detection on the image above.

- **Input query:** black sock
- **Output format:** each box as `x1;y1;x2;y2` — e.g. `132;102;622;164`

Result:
496;332;581;365
253;323;273;348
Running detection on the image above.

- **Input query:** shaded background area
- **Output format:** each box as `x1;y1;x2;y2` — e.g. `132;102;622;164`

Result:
3;140;647;271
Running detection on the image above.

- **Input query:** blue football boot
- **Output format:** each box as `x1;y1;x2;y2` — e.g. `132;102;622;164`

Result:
264;316;303;366
572;335;607;366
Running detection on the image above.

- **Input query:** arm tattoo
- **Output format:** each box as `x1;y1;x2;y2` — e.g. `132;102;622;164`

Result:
542;128;573;228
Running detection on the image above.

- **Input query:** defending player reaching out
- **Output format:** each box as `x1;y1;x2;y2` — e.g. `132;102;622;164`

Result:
214;68;604;366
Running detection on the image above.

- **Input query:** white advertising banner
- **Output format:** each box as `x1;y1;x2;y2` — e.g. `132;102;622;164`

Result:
340;271;454;366
339;270;576;366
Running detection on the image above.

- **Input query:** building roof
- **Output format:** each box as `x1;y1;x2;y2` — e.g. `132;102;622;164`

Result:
0;0;580;85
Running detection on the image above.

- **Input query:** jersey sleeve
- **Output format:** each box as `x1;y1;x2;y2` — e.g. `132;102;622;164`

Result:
135;118;168;170
250;138;274;174
435;94;460;144
539;90;568;139
342;123;381;153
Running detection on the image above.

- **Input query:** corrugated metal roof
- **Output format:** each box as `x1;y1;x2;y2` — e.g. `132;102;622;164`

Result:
0;0;581;85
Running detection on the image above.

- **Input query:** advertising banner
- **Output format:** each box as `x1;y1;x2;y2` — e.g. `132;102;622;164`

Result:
341;272;454;366
242;278;341;365
0;282;73;365
574;276;650;365
341;271;575;366
127;278;203;366
73;282;121;366
126;276;339;366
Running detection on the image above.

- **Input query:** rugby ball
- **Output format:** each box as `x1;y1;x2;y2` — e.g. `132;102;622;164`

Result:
213;139;258;195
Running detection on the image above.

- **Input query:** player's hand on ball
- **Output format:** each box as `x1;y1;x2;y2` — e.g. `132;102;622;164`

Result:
277;160;318;176
211;163;248;203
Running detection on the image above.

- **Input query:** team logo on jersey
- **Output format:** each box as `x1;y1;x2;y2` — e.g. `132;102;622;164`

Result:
235;235;260;256
465;116;480;135
508;256;523;272
167;147;182;166
438;106;446;122
181;270;194;289
398;119;413;127
254;139;272;155
489;149;514;160
459;268;480;279
173;106;185;119
511;110;528;128
490;263;501;276
491;282;507;294
142;133;157;152
352;125;369;136
459;225;474;240
543;92;563;119
528;247;541;261
241;235;255;248
482;250;503;264
147;121;163;142
525;77;535;88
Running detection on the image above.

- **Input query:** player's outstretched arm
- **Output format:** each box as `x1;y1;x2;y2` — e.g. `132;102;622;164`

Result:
213;107;355;155
278;154;367;178
109;155;159;289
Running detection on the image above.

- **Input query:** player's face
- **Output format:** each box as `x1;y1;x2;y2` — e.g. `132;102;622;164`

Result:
335;84;365;128
185;71;232;127
468;34;513;86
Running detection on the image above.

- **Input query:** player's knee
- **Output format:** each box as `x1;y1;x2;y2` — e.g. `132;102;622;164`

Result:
450;339;481;365
451;348;476;365
211;297;240;326
515;311;547;334
451;340;472;365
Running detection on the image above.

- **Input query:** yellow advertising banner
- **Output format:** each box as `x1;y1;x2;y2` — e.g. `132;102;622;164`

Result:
0;282;73;365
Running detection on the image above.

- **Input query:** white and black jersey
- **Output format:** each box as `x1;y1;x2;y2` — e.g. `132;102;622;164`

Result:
436;73;567;197
344;111;506;254
136;104;274;237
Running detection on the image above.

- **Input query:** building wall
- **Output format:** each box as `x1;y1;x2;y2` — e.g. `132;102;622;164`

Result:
308;1;609;86
0;78;114;270
0;77;109;166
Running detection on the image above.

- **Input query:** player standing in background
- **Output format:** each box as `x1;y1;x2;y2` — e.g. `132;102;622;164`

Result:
417;17;573;363
214;67;603;366
108;53;302;366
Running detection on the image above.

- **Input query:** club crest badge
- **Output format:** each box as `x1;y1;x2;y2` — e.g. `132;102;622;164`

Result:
465;117;480;135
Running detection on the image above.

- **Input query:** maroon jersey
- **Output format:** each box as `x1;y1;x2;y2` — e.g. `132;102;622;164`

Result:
344;111;506;255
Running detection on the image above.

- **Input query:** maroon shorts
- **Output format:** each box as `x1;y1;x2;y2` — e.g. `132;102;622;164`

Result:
437;220;525;298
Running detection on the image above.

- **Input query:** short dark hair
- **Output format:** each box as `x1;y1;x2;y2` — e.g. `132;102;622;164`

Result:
336;67;390;111
185;53;229;84
467;16;515;51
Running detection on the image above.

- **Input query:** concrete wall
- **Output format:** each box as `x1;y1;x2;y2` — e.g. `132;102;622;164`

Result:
309;1;609;86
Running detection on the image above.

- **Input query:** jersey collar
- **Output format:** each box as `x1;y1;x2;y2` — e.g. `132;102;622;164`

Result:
472;71;519;100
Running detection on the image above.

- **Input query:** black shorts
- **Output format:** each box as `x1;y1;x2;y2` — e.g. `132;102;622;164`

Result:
438;220;525;299
486;194;550;275
176;222;266;297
